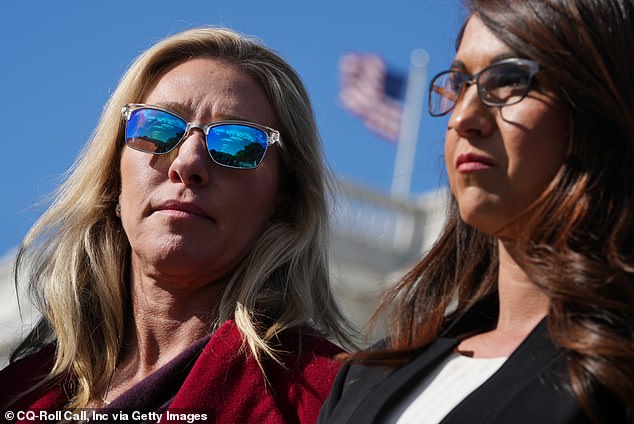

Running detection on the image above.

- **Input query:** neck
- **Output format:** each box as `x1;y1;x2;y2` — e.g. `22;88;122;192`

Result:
496;238;550;335
107;264;228;400
456;238;550;358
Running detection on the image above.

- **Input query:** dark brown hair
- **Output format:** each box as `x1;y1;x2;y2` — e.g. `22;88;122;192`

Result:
352;0;634;421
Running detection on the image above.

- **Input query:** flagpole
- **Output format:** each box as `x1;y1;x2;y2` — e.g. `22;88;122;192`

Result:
390;49;429;199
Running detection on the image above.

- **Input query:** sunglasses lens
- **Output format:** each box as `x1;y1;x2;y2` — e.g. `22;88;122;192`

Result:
207;124;269;169
480;63;532;105
125;108;186;154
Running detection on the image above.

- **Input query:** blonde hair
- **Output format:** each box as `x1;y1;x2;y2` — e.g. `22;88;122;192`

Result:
12;27;353;408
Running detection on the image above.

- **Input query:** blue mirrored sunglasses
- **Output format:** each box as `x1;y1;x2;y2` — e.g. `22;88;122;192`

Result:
121;104;282;170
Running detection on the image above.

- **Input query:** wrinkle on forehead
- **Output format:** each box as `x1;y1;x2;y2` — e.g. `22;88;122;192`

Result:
143;57;278;127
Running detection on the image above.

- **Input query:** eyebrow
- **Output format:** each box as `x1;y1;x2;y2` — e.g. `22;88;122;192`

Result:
450;52;522;72
153;101;192;117
212;112;253;122
152;101;252;123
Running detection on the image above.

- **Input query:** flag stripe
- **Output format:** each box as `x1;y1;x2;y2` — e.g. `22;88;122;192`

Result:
338;53;406;143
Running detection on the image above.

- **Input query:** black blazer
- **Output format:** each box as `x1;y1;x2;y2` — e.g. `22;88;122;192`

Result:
318;297;627;424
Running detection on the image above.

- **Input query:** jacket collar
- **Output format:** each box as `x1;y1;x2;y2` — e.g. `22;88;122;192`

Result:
349;295;563;423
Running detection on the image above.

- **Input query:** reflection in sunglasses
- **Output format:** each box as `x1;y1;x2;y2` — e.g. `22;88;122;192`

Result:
122;104;282;170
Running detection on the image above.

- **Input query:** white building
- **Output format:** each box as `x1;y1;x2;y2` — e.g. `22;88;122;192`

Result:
0;249;39;368
329;181;447;342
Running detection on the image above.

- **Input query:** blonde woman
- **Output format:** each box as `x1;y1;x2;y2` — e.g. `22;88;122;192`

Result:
1;27;352;423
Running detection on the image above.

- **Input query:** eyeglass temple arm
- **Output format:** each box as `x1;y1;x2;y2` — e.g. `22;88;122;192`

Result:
432;85;459;102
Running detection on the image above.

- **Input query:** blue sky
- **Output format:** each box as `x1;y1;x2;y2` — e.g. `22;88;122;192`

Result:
0;0;465;255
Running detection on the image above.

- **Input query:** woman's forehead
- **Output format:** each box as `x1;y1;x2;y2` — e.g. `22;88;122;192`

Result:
454;16;514;72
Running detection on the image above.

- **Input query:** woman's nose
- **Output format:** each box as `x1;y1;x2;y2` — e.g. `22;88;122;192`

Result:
167;129;211;186
447;84;494;138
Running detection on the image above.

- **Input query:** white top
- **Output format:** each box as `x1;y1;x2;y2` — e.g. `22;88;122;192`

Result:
383;351;508;424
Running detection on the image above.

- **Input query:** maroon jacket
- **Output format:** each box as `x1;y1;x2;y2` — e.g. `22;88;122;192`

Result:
0;320;343;423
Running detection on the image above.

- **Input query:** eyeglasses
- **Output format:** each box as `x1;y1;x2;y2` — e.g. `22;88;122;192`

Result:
428;58;540;117
121;104;282;170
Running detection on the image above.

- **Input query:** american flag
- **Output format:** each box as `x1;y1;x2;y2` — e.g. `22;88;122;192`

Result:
338;53;406;143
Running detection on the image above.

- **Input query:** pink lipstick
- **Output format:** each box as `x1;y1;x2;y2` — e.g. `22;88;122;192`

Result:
456;153;495;173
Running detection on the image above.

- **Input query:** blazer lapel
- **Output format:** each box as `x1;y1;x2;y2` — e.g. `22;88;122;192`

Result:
439;319;566;424
349;337;459;423
344;293;502;423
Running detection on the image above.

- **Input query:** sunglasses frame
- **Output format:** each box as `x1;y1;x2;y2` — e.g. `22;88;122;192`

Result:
428;58;540;117
121;103;282;169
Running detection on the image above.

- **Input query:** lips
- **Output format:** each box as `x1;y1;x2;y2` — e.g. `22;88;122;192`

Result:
153;200;210;219
456;152;496;173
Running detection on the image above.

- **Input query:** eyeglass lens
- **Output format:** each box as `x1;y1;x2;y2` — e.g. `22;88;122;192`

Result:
124;108;270;169
429;61;534;116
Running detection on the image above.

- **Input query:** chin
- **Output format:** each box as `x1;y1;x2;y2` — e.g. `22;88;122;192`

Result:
460;206;533;240
459;206;501;236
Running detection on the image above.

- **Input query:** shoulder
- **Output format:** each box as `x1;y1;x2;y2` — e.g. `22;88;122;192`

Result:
262;331;346;423
158;322;346;423
317;349;398;424
197;320;345;396
273;331;345;391
0;344;65;411
0;344;55;387
297;333;345;365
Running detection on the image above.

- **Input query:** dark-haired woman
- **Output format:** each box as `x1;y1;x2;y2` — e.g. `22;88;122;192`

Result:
318;0;633;423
